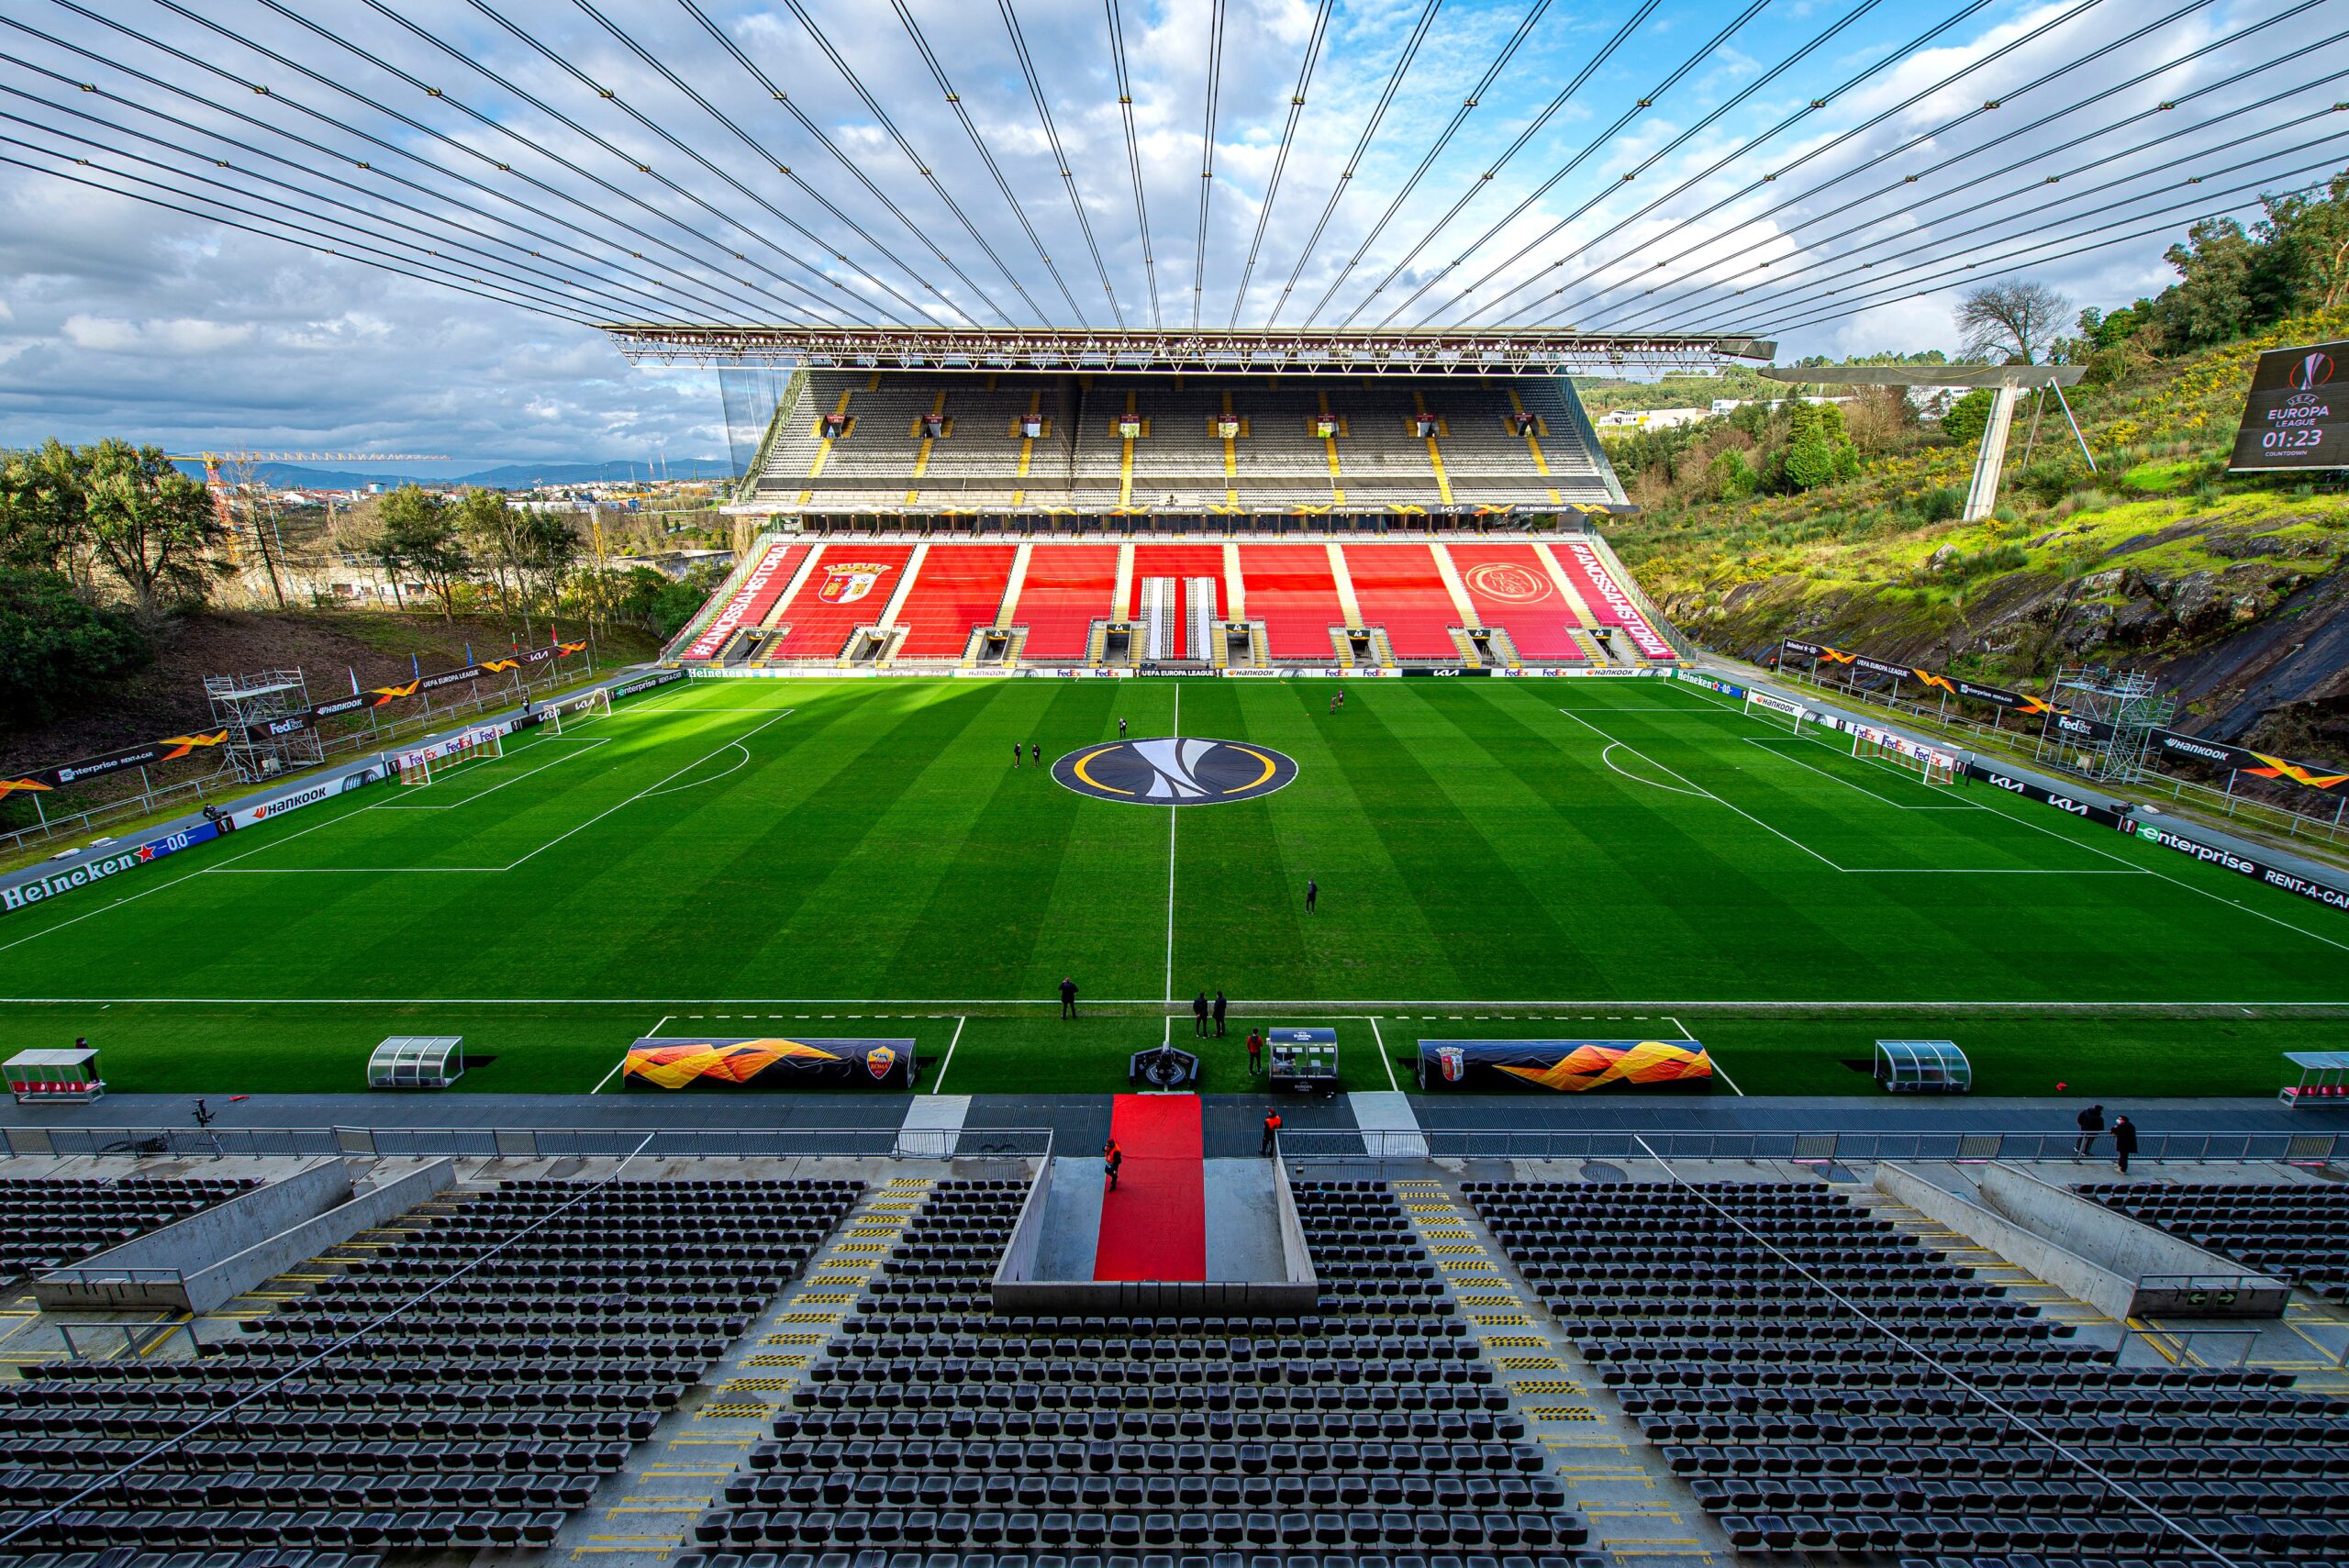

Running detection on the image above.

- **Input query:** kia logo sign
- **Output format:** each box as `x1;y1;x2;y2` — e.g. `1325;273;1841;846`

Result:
2290;351;2335;391
2049;796;2088;816
1987;774;2023;793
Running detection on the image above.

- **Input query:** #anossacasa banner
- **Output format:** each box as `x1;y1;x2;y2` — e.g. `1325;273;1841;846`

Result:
5;642;589;797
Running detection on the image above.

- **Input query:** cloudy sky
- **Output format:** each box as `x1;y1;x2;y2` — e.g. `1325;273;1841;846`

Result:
0;0;2341;472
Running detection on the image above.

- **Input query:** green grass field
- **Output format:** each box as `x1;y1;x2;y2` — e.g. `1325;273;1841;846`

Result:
3;673;2343;1098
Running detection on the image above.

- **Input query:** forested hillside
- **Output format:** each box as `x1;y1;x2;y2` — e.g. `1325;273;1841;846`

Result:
1602;178;2349;762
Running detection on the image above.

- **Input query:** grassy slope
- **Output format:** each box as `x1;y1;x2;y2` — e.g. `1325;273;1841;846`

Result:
2;676;2343;1098
1606;309;2349;691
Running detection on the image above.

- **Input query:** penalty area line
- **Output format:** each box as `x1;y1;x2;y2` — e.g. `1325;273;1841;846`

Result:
929;1015;969;1095
592;1011;671;1094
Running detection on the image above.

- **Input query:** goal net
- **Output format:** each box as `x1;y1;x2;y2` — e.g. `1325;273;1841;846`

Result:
545;687;611;734
396;728;503;787
1854;728;1957;785
1743;689;1808;734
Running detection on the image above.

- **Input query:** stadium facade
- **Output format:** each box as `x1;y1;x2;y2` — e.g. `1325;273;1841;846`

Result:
638;328;1749;673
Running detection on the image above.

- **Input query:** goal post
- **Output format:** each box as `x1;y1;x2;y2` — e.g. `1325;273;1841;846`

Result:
399;753;432;787
1854;726;1958;785
1743;688;1808;734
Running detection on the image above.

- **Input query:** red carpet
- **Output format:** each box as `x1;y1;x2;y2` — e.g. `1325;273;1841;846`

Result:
1093;1094;1206;1282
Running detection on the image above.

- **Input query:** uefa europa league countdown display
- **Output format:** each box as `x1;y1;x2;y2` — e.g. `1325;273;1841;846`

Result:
2230;340;2349;472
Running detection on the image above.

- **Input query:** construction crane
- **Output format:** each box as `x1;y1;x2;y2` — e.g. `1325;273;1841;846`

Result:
165;451;448;608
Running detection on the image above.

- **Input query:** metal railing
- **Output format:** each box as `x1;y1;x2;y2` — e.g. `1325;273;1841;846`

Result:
0;1124;1054;1161
1275;1128;2342;1165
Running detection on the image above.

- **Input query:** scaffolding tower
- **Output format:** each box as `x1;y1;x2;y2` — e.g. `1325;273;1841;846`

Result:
206;669;326;783
2032;664;2175;784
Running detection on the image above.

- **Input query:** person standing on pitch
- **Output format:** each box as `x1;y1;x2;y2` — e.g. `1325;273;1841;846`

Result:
1060;976;1079;1019
1013;741;1022;768
1213;991;1228;1038
2074;1104;2104;1160
1119;717;1128;737
1031;741;1041;765
1103;1137;1122;1193
1261;1108;1283;1157
1246;1029;1264;1076
1305;877;1319;914
2111;1115;2139;1175
1193;990;1211;1038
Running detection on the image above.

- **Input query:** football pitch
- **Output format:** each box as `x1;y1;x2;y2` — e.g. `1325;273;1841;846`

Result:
2;673;2343;1100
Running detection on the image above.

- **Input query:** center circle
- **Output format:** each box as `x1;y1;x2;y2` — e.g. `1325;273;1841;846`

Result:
1052;737;1298;806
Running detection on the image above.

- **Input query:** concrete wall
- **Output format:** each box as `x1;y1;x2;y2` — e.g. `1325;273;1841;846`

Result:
39;1158;455;1314
1972;1162;2288;1317
1876;1162;2286;1320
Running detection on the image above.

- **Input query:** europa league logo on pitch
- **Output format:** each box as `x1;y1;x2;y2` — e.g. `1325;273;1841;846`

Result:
1052;738;1299;806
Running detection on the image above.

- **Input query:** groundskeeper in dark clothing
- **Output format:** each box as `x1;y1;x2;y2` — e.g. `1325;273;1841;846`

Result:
2112;1116;2139;1174
1193;991;1211;1038
1212;992;1228;1037
1060;977;1078;1018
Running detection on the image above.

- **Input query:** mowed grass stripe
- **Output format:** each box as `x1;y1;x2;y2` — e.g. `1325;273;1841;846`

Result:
888;680;1167;1000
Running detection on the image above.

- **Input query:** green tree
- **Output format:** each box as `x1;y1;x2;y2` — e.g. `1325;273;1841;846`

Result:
377;484;469;620
1779;403;1854;492
2262;172;2349;310
1706;448;1758;500
0;439;96;578
82;439;226;617
0;565;149;726
2154;217;2263;349
1941;387;1997;445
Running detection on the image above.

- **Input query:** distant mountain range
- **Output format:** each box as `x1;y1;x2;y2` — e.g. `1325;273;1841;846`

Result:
173;458;736;490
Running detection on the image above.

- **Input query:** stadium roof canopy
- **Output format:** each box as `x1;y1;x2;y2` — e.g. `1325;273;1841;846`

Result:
604;326;1775;376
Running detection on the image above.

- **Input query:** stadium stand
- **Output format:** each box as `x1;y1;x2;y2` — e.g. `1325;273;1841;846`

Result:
2084;1182;2349;1303
0;1175;257;1285
1465;1178;2349;1567
672;533;1676;670
1341;544;1466;662
1236;545;1350;663
1008;543;1122;662
0;1176;859;1553
1444;543;1586;662
752;373;1622;517
679;1176;1598;1568
771;544;918;661
894;543;1019;662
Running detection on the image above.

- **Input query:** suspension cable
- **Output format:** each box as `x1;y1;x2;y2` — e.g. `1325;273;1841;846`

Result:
1191;0;1229;329
147;0;834;324
889;0;1087;325
0;139;599;327
1342;1;1653;328
1473;0;1998;328
777;0;1044;324
672;0;1011;326
1585;2;2294;333
0;59;695;327
1379;0;1769;329
1000;0;1127;327
0;88;682;327
1228;0;1332;328
566;0;961;326
1444;0;1898;329
1298;0;1552;328
1105;0;1163;327
1743;154;2349;339
28;3;798;327
1264;0;1444;328
1622;1134;2236;1567
1641;91;2349;336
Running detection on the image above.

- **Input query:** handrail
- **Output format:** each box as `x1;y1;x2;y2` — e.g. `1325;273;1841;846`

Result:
1275;1128;2341;1165
0;1124;1054;1161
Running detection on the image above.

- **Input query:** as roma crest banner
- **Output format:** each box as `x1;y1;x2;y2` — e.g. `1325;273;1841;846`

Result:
619;1035;917;1091
1414;1038;1713;1094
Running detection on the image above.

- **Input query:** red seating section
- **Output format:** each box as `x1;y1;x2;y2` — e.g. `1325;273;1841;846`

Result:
772;543;917;658
1014;543;1121;659
1129;545;1228;649
1342;544;1459;660
680;541;809;661
1444;543;1584;661
1238;544;1346;660
893;544;1017;658
1551;538;1675;659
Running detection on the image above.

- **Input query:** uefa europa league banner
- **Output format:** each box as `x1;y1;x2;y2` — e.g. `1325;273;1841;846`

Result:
1778;638;2346;795
621;1035;918;1090
0;641;586;803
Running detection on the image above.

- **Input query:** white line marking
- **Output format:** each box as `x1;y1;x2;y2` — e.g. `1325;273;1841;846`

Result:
1598;742;1709;797
1164;681;1180;1006
1560;706;1846;871
1740;736;1979;810
1368;1014;1398;1092
6;993;2346;1008
640;741;751;797
373;736;611;810
929;1014;968;1095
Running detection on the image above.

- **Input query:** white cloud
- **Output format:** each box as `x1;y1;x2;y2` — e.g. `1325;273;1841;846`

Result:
61;314;255;355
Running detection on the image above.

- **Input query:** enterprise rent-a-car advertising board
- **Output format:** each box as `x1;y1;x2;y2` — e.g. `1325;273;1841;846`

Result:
2230;339;2349;472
